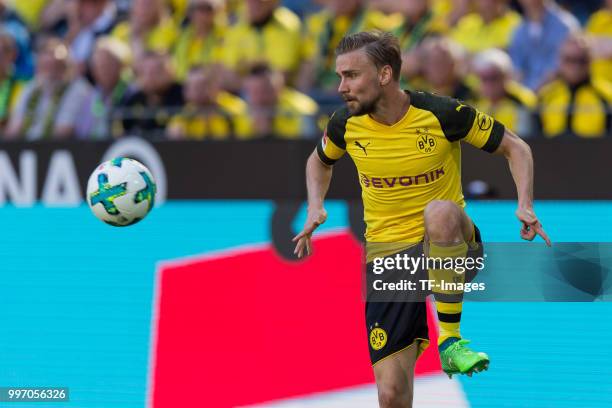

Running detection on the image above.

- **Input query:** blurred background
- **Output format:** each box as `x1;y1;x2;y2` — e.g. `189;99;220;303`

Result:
0;0;611;407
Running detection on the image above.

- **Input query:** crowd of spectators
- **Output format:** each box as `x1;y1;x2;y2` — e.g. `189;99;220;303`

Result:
0;0;610;141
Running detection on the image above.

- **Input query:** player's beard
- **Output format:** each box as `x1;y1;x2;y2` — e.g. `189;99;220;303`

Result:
346;93;380;116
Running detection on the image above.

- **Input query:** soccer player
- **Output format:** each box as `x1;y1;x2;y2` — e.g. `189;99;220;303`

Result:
293;31;551;408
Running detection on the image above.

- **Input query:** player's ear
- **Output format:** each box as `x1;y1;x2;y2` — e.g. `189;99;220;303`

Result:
379;65;392;86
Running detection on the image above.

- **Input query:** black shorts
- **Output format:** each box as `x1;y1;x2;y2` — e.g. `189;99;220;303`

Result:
365;226;483;365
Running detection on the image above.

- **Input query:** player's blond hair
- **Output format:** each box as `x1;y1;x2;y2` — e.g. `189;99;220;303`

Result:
335;31;402;81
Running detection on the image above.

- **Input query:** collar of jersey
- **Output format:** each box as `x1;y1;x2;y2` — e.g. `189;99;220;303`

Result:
363;90;414;130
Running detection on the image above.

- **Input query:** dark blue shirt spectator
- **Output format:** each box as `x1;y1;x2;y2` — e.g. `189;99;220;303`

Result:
509;0;579;90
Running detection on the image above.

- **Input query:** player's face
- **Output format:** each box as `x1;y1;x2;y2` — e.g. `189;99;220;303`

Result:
336;49;382;116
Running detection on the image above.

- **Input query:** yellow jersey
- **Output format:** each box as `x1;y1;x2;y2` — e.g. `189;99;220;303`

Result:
168;91;251;140
112;18;178;54
585;9;612;83
451;11;522;53
302;8;395;89
537;78;612;139
7;0;47;29
317;90;504;243
270;88;319;139
222;7;302;75
473;80;536;135
173;25;226;80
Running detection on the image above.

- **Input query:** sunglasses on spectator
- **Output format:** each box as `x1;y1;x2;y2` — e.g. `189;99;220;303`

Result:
478;72;504;82
561;55;589;65
190;3;214;12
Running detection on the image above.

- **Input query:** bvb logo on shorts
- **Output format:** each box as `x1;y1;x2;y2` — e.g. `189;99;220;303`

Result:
370;327;388;350
416;128;436;154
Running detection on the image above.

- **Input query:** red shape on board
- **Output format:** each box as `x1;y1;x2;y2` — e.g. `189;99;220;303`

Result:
151;232;441;407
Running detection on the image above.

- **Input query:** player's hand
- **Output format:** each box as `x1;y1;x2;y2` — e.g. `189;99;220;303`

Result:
515;207;551;247
292;207;328;258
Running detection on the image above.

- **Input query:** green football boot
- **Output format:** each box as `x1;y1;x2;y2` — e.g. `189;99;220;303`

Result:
440;339;489;379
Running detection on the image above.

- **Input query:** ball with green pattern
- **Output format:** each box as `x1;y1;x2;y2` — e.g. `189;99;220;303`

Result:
87;157;157;226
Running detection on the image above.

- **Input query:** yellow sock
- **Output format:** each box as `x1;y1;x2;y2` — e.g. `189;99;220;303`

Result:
427;241;468;345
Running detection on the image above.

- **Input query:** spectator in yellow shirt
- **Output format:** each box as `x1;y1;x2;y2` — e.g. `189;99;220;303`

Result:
298;0;393;93
223;0;301;82
112;0;178;59
440;0;472;27
6;0;48;29
167;65;251;140
167;0;188;22
244;63;319;139
173;0;225;81
537;34;612;139
369;0;447;82
585;0;612;83
451;0;521;53
472;48;537;135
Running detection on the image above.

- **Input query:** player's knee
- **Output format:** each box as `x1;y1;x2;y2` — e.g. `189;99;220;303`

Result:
377;383;411;408
424;200;462;242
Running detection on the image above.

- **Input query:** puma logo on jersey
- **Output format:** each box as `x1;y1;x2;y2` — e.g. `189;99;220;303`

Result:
355;141;370;155
455;103;468;112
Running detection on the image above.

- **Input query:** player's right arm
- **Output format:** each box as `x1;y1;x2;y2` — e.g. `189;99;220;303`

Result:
292;151;332;258
292;108;349;258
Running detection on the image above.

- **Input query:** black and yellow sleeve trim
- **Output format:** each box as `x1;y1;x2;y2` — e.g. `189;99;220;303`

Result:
316;107;350;165
317;142;337;165
481;120;505;153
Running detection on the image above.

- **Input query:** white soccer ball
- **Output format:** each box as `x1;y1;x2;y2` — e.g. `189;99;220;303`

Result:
87;157;157;226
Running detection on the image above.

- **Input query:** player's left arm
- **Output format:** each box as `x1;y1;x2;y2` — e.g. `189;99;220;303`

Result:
441;97;551;245
493;128;552;246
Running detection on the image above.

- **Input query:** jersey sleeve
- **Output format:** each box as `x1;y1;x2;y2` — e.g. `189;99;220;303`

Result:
316;108;349;165
446;99;505;152
461;105;505;152
413;91;505;153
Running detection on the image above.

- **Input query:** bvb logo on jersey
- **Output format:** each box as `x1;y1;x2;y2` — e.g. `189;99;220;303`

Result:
370;327;388;350
416;128;436;154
